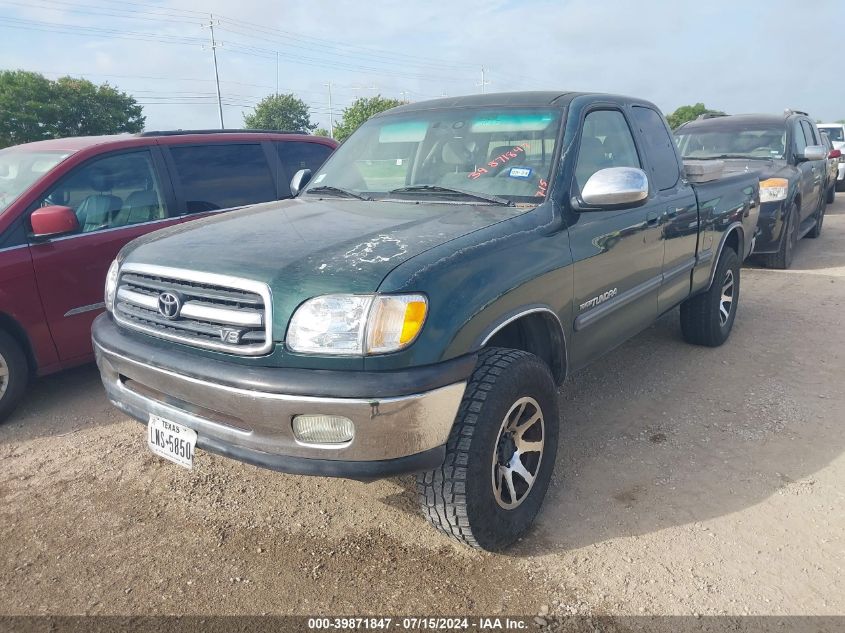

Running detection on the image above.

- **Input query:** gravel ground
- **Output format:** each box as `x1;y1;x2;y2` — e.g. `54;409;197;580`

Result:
1;198;844;621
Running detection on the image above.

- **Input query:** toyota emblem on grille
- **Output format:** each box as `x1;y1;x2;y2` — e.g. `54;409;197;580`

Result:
157;292;182;319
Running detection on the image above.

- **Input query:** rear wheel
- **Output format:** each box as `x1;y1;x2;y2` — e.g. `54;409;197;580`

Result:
761;203;798;269
826;183;836;204
680;246;740;347
0;330;29;423
416;348;559;551
808;198;825;239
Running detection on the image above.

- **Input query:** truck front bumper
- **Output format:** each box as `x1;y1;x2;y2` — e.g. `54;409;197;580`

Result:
92;314;472;479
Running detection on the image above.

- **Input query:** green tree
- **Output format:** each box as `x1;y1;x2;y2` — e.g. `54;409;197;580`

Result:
333;95;403;142
313;127;330;137
243;93;315;132
0;70;144;148
666;103;726;130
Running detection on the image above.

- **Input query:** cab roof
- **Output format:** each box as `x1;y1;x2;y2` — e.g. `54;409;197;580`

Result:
679;113;804;132
4;130;330;154
378;91;662;119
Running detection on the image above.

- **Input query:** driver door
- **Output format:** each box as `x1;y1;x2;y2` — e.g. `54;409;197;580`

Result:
28;148;177;363
567;107;664;370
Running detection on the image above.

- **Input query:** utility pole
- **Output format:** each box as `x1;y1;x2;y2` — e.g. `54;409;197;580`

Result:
275;51;279;96
203;14;224;129
477;66;490;94
324;82;334;139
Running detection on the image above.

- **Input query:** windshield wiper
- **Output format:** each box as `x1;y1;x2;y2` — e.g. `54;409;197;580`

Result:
387;185;514;206
306;185;371;200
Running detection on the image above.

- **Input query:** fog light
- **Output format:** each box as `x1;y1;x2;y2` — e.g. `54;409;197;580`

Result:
292;414;354;445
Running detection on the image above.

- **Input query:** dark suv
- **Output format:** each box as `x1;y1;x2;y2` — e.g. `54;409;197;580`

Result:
0;130;337;420
675;112;828;269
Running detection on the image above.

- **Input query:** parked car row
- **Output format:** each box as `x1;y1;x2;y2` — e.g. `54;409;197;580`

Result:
0;130;337;419
818;122;845;191
0;92;835;550
675;110;839;269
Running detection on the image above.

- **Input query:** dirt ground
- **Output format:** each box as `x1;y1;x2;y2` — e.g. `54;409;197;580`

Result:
1;198;844;622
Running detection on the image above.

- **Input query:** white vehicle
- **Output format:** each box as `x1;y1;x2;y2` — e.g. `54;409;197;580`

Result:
818;123;845;191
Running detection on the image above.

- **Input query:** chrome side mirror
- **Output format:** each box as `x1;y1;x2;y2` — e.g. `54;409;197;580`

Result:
290;168;312;197
580;167;649;209
798;145;826;162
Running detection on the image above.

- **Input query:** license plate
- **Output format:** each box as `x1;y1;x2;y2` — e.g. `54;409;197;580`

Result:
147;414;196;469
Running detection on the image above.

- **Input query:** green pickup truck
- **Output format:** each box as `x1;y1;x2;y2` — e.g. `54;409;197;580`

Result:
93;92;760;550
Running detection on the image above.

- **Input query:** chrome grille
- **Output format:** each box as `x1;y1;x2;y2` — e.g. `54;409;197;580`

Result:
113;264;273;356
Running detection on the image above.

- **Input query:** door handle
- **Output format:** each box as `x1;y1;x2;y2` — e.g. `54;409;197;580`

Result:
646;211;659;226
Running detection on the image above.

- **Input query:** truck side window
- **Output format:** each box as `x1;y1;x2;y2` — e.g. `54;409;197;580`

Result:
575;110;640;190
169;144;277;214
800;120;817;147
631;106;680;190
793;122;807;155
37;151;167;234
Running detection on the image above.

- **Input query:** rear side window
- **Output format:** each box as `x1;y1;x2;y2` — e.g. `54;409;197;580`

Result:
277;141;333;176
169;144;276;213
631;106;680;190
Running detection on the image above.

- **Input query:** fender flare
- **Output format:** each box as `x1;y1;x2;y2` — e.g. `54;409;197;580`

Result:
472;304;569;381
706;222;744;289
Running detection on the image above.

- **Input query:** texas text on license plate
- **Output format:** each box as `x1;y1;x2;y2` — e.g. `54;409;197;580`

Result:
147;414;197;469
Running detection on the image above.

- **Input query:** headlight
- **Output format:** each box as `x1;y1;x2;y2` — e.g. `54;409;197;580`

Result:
104;259;119;312
759;178;788;203
287;293;428;355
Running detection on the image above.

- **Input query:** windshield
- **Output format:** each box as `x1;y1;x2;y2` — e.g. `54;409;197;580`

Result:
675;124;786;160
819;126;844;143
0;147;71;214
303;107;563;205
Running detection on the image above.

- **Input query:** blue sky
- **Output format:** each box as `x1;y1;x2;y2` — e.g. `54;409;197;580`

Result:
1;0;843;131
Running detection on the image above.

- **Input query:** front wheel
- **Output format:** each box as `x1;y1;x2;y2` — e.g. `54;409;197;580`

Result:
680;247;740;347
0;330;29;423
761;203;798;269
416;348;559;551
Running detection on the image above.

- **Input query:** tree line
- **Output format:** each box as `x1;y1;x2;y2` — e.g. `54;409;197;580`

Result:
2;70;844;149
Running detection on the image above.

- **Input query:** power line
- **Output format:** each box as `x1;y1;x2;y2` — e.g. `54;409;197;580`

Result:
201;14;224;128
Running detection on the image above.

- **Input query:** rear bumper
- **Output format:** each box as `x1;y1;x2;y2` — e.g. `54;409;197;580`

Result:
751;200;788;254
93;314;472;479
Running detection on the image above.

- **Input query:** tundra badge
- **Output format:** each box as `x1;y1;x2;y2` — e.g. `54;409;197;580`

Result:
580;288;618;311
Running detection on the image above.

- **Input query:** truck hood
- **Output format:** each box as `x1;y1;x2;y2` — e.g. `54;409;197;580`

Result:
123;197;525;331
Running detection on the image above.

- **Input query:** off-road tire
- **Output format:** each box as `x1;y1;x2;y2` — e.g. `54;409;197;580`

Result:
761;203;798;269
680;246;740;347
0;330;29;423
416;348;559;551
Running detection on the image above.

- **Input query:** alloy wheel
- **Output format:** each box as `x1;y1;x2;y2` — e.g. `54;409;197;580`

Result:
719;268;735;327
491;396;545;509
0;351;8;398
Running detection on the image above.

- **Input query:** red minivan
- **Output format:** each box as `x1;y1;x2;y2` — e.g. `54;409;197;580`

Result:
0;130;337;420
